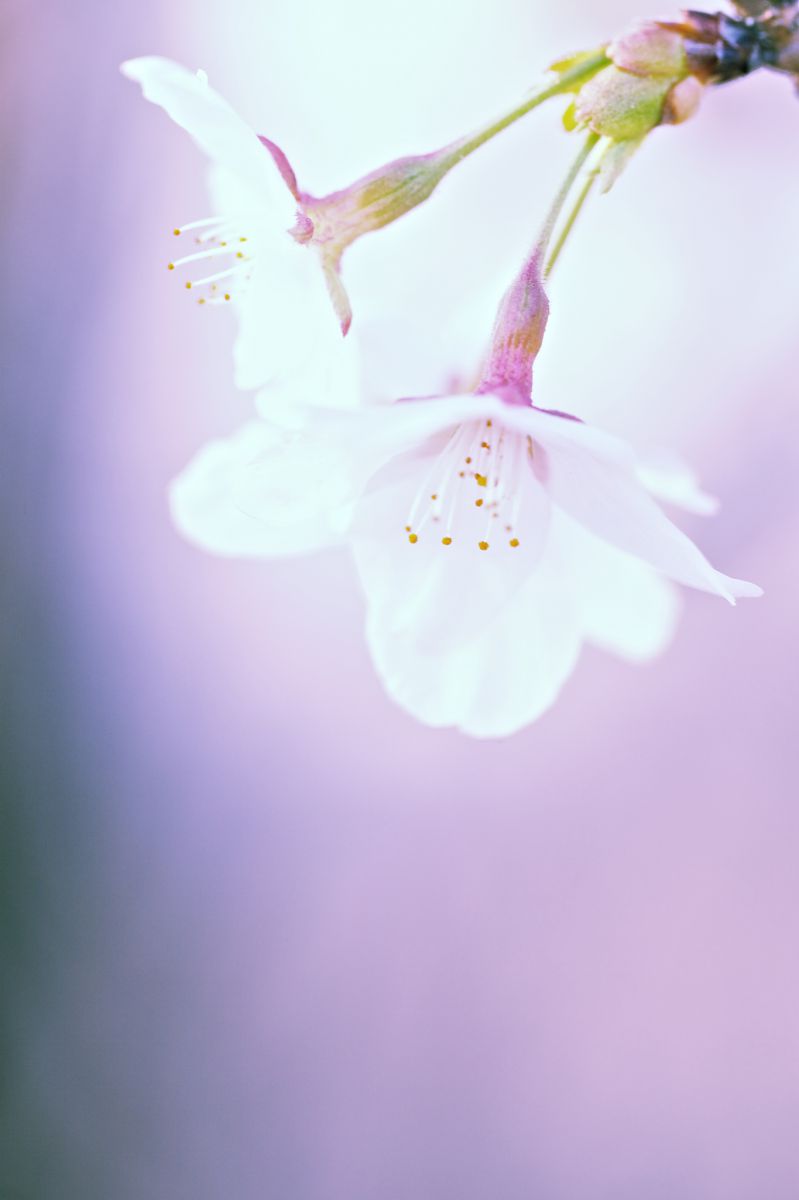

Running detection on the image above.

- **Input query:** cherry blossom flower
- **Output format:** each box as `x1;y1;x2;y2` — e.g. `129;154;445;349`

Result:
170;384;759;736
164;136;761;737
121;56;360;401
121;51;609;401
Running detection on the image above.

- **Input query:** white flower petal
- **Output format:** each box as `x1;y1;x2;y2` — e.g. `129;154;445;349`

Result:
233;241;355;399
169;418;359;558
635;447;720;516
351;447;551;653
554;512;681;662
510;409;761;603
361;550;583;738
121;57;295;222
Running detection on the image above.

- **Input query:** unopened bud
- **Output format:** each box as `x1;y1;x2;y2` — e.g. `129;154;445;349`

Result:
573;20;702;142
609;23;687;79
662;76;704;125
574;68;673;141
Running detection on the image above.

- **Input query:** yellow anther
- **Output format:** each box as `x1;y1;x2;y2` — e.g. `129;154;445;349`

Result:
405;525;412;532
465;457;472;464
224;293;231;301
173;228;181;236
481;441;490;450
236;252;244;259
486;420;492;427
475;474;487;488
475;499;484;508
167;263;175;271
510;538;520;548
431;493;438;501
442;537;453;546
197;298;206;305
479;541;490;551
408;533;419;544
239;237;247;243
185;281;192;289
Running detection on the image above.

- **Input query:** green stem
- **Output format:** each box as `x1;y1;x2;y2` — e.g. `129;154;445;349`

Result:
544;141;608;278
439;50;609;172
534;132;600;263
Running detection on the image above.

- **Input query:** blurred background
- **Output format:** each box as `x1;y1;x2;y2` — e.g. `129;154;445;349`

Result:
2;0;798;1196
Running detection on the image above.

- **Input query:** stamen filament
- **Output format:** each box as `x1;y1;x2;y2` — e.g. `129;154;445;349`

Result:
189;266;239;288
174;216;231;233
170;245;235;269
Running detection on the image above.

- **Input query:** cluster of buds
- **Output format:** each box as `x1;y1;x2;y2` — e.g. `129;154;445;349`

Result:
552;4;799;189
568;23;703;143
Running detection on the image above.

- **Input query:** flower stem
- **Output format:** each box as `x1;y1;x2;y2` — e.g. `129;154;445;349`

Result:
478;133;601;396
544;140;610;277
439;50;609;172
534;132;600;263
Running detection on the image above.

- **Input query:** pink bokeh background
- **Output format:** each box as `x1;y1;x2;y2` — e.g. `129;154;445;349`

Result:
2;0;798;1195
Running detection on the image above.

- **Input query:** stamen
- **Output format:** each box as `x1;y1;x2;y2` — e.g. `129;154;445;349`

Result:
170;245;235;269
166;215;257;306
402;418;535;552
189;266;238;289
173;216;232;234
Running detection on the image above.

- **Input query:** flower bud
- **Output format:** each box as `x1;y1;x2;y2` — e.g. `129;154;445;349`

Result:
609;23;688;78
574;67;673;141
662;76;704;126
572;21;702;145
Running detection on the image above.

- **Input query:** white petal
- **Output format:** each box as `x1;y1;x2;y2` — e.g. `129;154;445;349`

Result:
554;512;681;662
205;163;287;246
121;57;295;222
367;399;760;603
507;408;762;603
234;241;354;399
635;447;720;515
169;418;359;558
350;448;551;654
360;549;583;738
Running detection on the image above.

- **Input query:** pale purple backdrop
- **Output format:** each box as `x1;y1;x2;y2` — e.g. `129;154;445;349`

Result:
2;1;798;1197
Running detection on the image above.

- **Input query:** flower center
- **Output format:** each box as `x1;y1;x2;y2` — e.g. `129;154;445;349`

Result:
167;216;255;305
404;419;535;551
